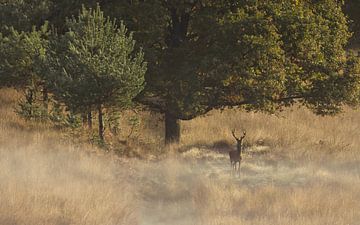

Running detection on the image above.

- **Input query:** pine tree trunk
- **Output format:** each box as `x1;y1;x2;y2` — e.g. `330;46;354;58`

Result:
42;86;48;111
98;105;104;142
25;88;35;116
81;113;87;127
82;111;93;129
87;111;92;129
165;112;180;145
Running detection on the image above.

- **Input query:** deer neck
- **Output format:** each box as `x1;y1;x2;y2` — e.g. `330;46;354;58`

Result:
237;142;242;154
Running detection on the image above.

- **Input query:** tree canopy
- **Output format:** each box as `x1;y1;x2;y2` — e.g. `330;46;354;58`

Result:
345;0;360;47
0;23;49;88
0;0;51;32
97;0;360;143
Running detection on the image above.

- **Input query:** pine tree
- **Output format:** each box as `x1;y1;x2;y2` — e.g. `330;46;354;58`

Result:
0;23;50;116
46;5;146;142
0;0;51;33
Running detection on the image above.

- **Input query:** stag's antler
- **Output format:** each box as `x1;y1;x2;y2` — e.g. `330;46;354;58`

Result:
232;129;246;141
231;129;239;141
241;131;246;139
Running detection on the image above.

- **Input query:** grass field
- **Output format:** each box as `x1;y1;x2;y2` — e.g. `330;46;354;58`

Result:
1;88;360;225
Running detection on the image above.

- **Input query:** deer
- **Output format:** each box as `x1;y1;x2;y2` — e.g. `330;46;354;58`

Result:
229;129;246;175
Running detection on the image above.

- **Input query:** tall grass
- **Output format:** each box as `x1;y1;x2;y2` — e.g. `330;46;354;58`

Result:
1;88;360;225
192;177;360;225
0;88;137;225
182;107;360;161
0;147;137;225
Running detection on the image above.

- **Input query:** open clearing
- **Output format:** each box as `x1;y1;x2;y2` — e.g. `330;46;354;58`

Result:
1;89;360;225
136;147;360;225
2;145;360;225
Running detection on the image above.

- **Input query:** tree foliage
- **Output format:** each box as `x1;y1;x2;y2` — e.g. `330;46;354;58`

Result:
46;5;146;141
90;0;360;143
0;0;51;32
345;0;360;46
0;23;49;88
0;22;51;119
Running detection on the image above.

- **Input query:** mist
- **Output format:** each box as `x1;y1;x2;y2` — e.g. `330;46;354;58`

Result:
1;89;360;225
2;144;360;225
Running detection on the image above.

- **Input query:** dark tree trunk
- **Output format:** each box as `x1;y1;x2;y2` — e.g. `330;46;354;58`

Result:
82;111;92;129
25;88;35;116
42;86;48;111
162;8;188;145
87;111;92;129
98;105;104;142
81;113;87;127
165;112;180;145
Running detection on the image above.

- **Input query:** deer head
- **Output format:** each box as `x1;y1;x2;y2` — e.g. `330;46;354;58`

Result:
231;129;246;142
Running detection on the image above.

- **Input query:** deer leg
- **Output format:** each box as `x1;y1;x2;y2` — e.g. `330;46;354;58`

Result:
230;161;234;177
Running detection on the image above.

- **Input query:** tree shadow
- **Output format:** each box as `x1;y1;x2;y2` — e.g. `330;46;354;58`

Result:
177;139;234;155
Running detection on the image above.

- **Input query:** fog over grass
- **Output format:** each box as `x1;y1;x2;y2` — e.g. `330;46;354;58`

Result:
1;88;360;225
2;147;359;225
0;147;137;225
136;149;360;225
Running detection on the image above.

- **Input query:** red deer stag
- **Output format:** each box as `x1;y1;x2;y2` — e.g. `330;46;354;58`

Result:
229;129;246;175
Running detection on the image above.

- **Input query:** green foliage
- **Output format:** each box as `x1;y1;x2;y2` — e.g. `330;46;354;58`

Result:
0;0;51;33
48;102;67;125
0;0;98;34
64;112;82;129
0;23;50;89
110;0;360;119
47;0;98;33
16;100;48;121
46;4;147;113
345;0;360;46
127;115;141;138
0;23;52;121
105;110;121;135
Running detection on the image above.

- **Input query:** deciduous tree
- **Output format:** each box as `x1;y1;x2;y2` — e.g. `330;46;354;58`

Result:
99;0;360;144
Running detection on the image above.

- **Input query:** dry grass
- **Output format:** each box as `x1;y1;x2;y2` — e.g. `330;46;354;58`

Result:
1;88;360;225
193;178;360;225
0;88;137;225
0;148;137;225
181;107;360;161
131;156;360;225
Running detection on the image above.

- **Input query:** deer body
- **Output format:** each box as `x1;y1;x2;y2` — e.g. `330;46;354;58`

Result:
229;130;246;175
